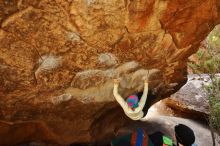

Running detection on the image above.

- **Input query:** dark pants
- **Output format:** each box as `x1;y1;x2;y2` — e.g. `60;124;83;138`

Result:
136;91;156;117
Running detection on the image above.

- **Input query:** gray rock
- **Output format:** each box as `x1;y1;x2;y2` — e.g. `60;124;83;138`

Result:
165;74;220;116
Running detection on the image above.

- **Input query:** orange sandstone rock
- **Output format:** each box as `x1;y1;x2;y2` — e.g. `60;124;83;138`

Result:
0;0;219;145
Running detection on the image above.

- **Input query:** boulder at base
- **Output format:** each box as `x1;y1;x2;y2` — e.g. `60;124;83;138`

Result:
165;74;220;119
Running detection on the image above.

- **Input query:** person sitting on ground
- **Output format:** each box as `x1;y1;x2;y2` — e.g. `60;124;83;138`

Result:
113;77;149;120
175;124;196;146
139;124;196;146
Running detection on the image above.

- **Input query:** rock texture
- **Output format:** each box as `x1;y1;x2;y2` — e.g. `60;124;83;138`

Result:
165;74;220;119
0;0;219;145
165;74;210;118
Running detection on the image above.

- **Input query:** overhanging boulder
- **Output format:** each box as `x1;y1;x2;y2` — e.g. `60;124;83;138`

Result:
0;0;219;145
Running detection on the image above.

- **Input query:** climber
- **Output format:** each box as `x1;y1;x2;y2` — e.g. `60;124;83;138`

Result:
113;77;149;121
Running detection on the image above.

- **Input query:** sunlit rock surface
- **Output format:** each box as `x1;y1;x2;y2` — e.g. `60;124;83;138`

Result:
0;0;220;145
164;74;219;118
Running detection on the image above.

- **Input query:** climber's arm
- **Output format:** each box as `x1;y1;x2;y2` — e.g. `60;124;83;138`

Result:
136;80;149;112
113;79;128;111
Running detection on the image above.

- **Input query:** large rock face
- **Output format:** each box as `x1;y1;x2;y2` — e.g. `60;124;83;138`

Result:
0;0;219;145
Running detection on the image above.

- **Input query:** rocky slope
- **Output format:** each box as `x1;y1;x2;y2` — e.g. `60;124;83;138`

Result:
0;0;220;145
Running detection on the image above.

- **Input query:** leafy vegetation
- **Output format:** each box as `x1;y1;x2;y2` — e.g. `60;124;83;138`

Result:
206;78;220;133
188;46;220;74
188;25;220;137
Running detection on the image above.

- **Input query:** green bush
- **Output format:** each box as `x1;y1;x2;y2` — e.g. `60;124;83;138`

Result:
205;78;220;133
207;26;220;52
188;25;220;135
188;48;220;74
